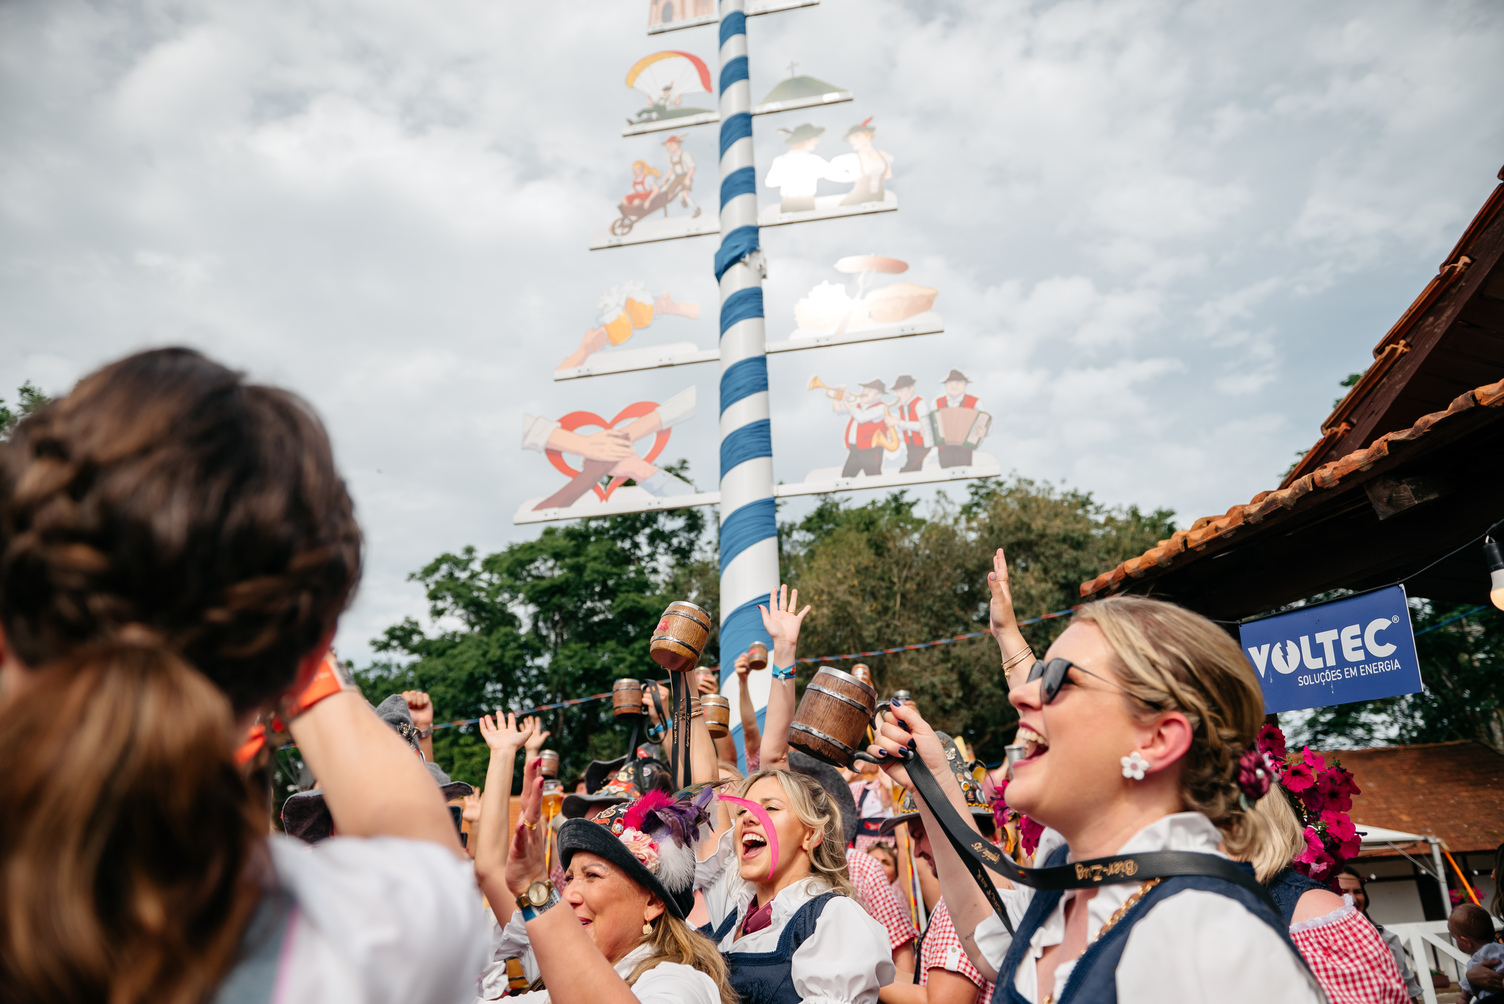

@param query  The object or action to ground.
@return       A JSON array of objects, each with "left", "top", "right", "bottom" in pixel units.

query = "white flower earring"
[{"left": 1120, "top": 751, "right": 1150, "bottom": 780}]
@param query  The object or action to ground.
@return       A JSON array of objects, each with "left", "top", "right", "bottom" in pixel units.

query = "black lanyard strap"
[{"left": 892, "top": 749, "right": 1280, "bottom": 934}]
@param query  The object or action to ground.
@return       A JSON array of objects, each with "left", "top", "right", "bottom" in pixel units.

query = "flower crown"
[{"left": 591, "top": 786, "right": 715, "bottom": 894}]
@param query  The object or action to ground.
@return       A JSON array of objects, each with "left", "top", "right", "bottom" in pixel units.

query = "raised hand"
[
  {"left": 758, "top": 584, "right": 811, "bottom": 664},
  {"left": 696, "top": 669, "right": 719, "bottom": 695},
  {"left": 479, "top": 711, "right": 531, "bottom": 754},
  {"left": 987, "top": 548, "right": 1031, "bottom": 675},
  {"left": 461, "top": 790, "right": 483, "bottom": 824},
  {"left": 505, "top": 755, "right": 547, "bottom": 897},
  {"left": 401, "top": 690, "right": 434, "bottom": 730},
  {"left": 733, "top": 652, "right": 751, "bottom": 681},
  {"left": 522, "top": 715, "right": 550, "bottom": 754}
]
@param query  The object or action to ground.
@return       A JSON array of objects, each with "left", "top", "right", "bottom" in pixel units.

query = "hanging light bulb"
[{"left": 1487, "top": 535, "right": 1504, "bottom": 611}]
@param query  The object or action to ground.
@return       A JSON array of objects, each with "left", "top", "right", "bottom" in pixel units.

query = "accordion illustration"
[{"left": 928, "top": 407, "right": 991, "bottom": 449}]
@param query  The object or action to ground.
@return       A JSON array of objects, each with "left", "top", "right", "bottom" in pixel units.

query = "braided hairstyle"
[
  {"left": 1073, "top": 596, "right": 1270, "bottom": 860},
  {"left": 0, "top": 348, "right": 361, "bottom": 1004},
  {"left": 0, "top": 347, "right": 362, "bottom": 710}
]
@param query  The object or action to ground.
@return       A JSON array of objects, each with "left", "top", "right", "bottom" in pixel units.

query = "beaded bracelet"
[{"left": 771, "top": 663, "right": 796, "bottom": 680}]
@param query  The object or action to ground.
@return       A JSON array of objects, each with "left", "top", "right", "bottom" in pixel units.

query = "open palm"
[{"left": 759, "top": 584, "right": 811, "bottom": 649}]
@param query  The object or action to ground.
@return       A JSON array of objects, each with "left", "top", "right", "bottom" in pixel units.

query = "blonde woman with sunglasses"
[{"left": 868, "top": 549, "right": 1322, "bottom": 1004}]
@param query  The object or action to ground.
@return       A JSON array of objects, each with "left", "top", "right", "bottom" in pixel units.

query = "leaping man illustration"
[{"left": 662, "top": 134, "right": 700, "bottom": 218}]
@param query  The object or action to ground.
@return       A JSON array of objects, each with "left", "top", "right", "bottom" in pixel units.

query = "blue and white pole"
[{"left": 714, "top": 0, "right": 776, "bottom": 758}]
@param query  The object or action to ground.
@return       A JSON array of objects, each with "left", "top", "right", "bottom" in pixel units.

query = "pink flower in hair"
[
  {"left": 618, "top": 827, "right": 660, "bottom": 871},
  {"left": 1256, "top": 723, "right": 1287, "bottom": 764}
]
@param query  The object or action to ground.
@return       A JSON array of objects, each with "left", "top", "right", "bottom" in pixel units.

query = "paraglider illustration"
[{"left": 623, "top": 51, "right": 717, "bottom": 135}]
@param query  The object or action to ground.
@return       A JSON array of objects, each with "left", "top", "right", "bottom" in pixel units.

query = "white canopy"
[{"left": 1356, "top": 822, "right": 1432, "bottom": 848}]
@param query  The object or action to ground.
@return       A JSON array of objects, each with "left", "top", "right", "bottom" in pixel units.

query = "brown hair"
[
  {"left": 0, "top": 348, "right": 364, "bottom": 1002},
  {"left": 627, "top": 910, "right": 737, "bottom": 1004},
  {"left": 0, "top": 347, "right": 362, "bottom": 711},
  {"left": 1073, "top": 596, "right": 1268, "bottom": 860},
  {"left": 1452, "top": 902, "right": 1494, "bottom": 942},
  {"left": 0, "top": 644, "right": 264, "bottom": 1004},
  {"left": 737, "top": 769, "right": 855, "bottom": 899}
]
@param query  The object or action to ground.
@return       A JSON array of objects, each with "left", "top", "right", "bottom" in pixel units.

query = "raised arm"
[
  {"left": 987, "top": 548, "right": 1031, "bottom": 673},
  {"left": 870, "top": 703, "right": 1011, "bottom": 982},
  {"left": 401, "top": 690, "right": 437, "bottom": 762},
  {"left": 757, "top": 584, "right": 810, "bottom": 771},
  {"left": 474, "top": 711, "right": 534, "bottom": 916},
  {"left": 287, "top": 658, "right": 463, "bottom": 857},
  {"left": 734, "top": 653, "right": 761, "bottom": 765}
]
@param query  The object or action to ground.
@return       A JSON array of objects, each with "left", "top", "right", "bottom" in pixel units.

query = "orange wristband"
[
  {"left": 235, "top": 722, "right": 268, "bottom": 766},
  {"left": 273, "top": 652, "right": 346, "bottom": 730}
]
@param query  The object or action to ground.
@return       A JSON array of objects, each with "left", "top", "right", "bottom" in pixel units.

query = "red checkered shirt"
[
  {"left": 919, "top": 900, "right": 993, "bottom": 1004},
  {"left": 847, "top": 847, "right": 918, "bottom": 952},
  {"left": 1289, "top": 903, "right": 1408, "bottom": 1004}
]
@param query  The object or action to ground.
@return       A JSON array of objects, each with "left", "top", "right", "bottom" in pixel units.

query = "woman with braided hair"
[
  {"left": 0, "top": 348, "right": 487, "bottom": 1004},
  {"left": 868, "top": 549, "right": 1321, "bottom": 1003}
]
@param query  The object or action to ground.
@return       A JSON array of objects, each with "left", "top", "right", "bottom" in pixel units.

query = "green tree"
[
  {"left": 356, "top": 503, "right": 714, "bottom": 788},
  {"left": 780, "top": 478, "right": 1176, "bottom": 762},
  {"left": 0, "top": 381, "right": 50, "bottom": 438}
]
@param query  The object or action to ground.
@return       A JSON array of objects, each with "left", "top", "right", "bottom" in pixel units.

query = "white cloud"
[{"left": 1, "top": 0, "right": 1501, "bottom": 662}]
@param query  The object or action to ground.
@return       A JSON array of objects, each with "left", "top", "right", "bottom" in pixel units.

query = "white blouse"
[
  {"left": 481, "top": 909, "right": 720, "bottom": 1004},
  {"left": 699, "top": 831, "right": 895, "bottom": 1004},
  {"left": 266, "top": 834, "right": 488, "bottom": 1004},
  {"left": 969, "top": 813, "right": 1323, "bottom": 1004}
]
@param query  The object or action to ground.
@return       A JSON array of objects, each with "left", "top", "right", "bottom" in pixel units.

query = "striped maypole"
[{"left": 714, "top": 0, "right": 777, "bottom": 735}]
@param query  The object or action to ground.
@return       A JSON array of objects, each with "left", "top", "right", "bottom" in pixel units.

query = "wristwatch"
[{"left": 515, "top": 880, "right": 560, "bottom": 921}]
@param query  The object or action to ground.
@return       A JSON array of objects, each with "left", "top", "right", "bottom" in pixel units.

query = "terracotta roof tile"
[
  {"left": 1333, "top": 742, "right": 1504, "bottom": 853},
  {"left": 1080, "top": 376, "right": 1504, "bottom": 599}
]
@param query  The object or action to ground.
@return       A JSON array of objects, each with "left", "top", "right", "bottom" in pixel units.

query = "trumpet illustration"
[{"left": 808, "top": 375, "right": 900, "bottom": 452}]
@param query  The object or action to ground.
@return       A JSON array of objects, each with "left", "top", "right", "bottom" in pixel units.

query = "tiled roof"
[
  {"left": 1079, "top": 376, "right": 1504, "bottom": 599},
  {"left": 1332, "top": 741, "right": 1504, "bottom": 854}
]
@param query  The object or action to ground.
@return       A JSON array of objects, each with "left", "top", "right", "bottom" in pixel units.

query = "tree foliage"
[
  {"left": 356, "top": 504, "right": 716, "bottom": 788},
  {"left": 780, "top": 478, "right": 1176, "bottom": 761},
  {"left": 0, "top": 381, "right": 50, "bottom": 439}
]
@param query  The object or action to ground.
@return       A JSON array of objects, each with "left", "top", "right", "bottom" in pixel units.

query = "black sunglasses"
[{"left": 1020, "top": 657, "right": 1130, "bottom": 705}]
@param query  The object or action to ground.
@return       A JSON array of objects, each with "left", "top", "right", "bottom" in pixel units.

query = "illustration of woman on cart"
[{"left": 622, "top": 161, "right": 662, "bottom": 208}]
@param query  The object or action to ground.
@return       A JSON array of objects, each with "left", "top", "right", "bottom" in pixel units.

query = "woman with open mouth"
[
  {"left": 698, "top": 768, "right": 896, "bottom": 1004},
  {"left": 499, "top": 757, "right": 737, "bottom": 1004},
  {"left": 867, "top": 548, "right": 1322, "bottom": 1004}
]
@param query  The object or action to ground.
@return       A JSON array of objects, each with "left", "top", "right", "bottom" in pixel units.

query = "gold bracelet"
[{"left": 1002, "top": 645, "right": 1033, "bottom": 670}]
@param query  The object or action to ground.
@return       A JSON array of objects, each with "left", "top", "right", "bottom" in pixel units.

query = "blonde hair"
[
  {"left": 626, "top": 911, "right": 736, "bottom": 1004},
  {"left": 1073, "top": 595, "right": 1269, "bottom": 860},
  {"left": 736, "top": 769, "right": 855, "bottom": 899},
  {"left": 631, "top": 160, "right": 662, "bottom": 177},
  {"left": 1240, "top": 790, "right": 1307, "bottom": 884}
]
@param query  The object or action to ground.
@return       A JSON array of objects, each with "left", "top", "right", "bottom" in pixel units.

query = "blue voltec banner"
[{"left": 1238, "top": 585, "right": 1424, "bottom": 714}]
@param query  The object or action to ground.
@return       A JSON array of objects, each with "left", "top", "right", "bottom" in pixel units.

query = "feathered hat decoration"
[{"left": 557, "top": 783, "right": 717, "bottom": 918}]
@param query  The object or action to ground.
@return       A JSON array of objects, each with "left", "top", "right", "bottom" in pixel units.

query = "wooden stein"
[
  {"left": 650, "top": 600, "right": 713, "bottom": 674},
  {"left": 701, "top": 694, "right": 731, "bottom": 737},
  {"left": 789, "top": 666, "right": 878, "bottom": 768},
  {"left": 746, "top": 641, "right": 768, "bottom": 671},
  {"left": 539, "top": 749, "right": 560, "bottom": 779},
  {"left": 850, "top": 663, "right": 872, "bottom": 687},
  {"left": 612, "top": 678, "right": 643, "bottom": 717},
  {"left": 892, "top": 689, "right": 913, "bottom": 706}
]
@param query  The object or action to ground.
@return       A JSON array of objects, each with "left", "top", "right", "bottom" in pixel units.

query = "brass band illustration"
[{"left": 808, "top": 369, "right": 991, "bottom": 478}]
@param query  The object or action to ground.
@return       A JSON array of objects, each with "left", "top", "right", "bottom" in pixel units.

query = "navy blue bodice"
[
  {"left": 703, "top": 892, "right": 838, "bottom": 1004},
  {"left": 996, "top": 845, "right": 1307, "bottom": 1004},
  {"left": 1267, "top": 867, "right": 1326, "bottom": 926}
]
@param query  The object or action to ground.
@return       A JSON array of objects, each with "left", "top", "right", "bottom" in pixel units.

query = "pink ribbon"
[{"left": 720, "top": 795, "right": 780, "bottom": 874}]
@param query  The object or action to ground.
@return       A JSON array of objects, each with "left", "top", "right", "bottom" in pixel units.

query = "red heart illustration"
[{"left": 545, "top": 401, "right": 671, "bottom": 501}]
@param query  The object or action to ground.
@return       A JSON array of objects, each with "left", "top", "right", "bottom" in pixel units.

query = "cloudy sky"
[{"left": 3, "top": 0, "right": 1501, "bottom": 666}]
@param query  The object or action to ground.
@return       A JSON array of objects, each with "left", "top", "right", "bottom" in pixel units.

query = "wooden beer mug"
[
  {"left": 650, "top": 600, "right": 713, "bottom": 673},
  {"left": 746, "top": 641, "right": 768, "bottom": 671},
  {"left": 789, "top": 666, "right": 879, "bottom": 768},
  {"left": 612, "top": 678, "right": 643, "bottom": 717},
  {"left": 700, "top": 694, "right": 731, "bottom": 737},
  {"left": 539, "top": 749, "right": 560, "bottom": 779}
]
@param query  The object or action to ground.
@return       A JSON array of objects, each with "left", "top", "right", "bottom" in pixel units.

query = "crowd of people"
[{"left": 0, "top": 347, "right": 1499, "bottom": 1003}]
